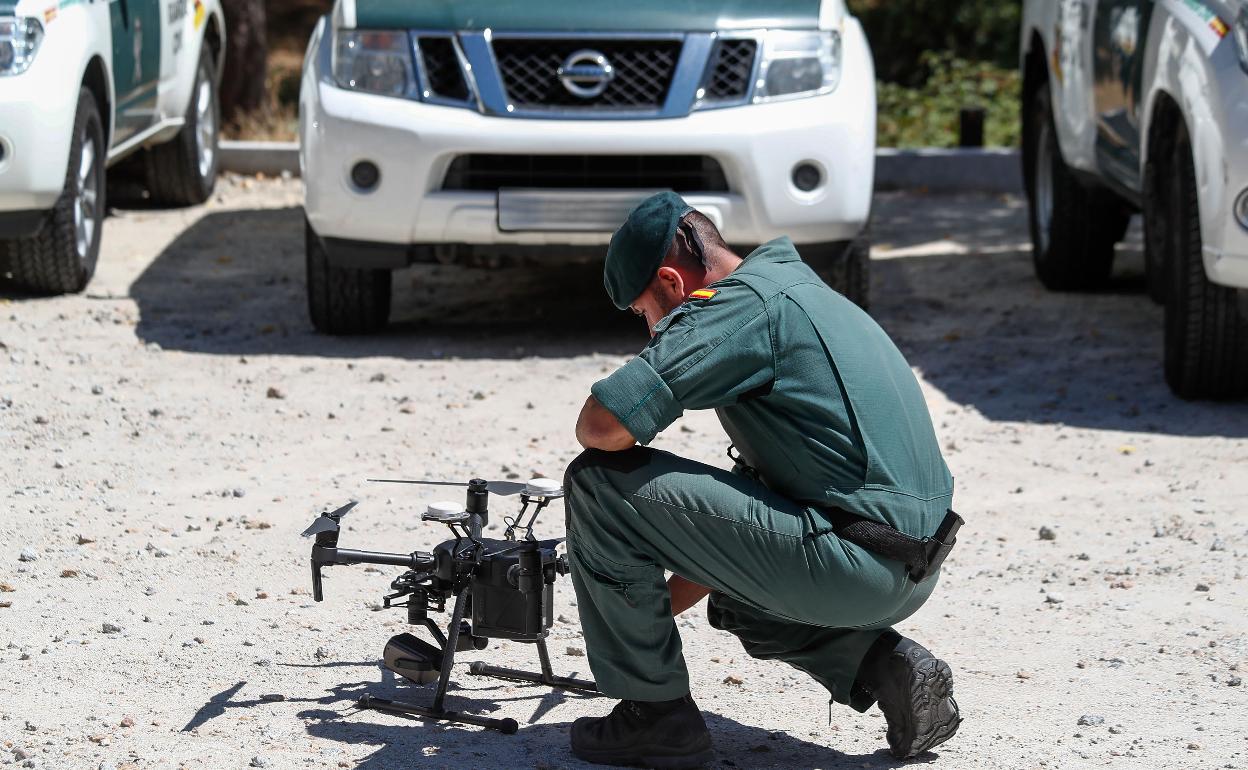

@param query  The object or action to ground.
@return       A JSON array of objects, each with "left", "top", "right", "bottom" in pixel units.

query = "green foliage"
[
  {"left": 849, "top": 0, "right": 1021, "bottom": 85},
  {"left": 876, "top": 52, "right": 1021, "bottom": 148}
]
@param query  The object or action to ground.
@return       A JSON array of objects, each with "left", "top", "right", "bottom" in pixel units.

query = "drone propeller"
[
  {"left": 367, "top": 478, "right": 535, "bottom": 497},
  {"left": 300, "top": 500, "right": 359, "bottom": 538}
]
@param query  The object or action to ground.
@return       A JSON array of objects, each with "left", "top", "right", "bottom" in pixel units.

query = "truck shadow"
[
  {"left": 868, "top": 194, "right": 1248, "bottom": 438},
  {"left": 126, "top": 206, "right": 642, "bottom": 360},
  {"left": 122, "top": 197, "right": 1248, "bottom": 436}
]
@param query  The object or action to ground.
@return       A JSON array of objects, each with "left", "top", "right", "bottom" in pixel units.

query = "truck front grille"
[
  {"left": 417, "top": 36, "right": 471, "bottom": 102},
  {"left": 442, "top": 154, "right": 729, "bottom": 192},
  {"left": 492, "top": 39, "right": 682, "bottom": 111},
  {"left": 703, "top": 39, "right": 757, "bottom": 101}
]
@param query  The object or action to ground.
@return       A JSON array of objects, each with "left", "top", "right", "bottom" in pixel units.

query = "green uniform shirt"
[{"left": 591, "top": 237, "right": 953, "bottom": 535}]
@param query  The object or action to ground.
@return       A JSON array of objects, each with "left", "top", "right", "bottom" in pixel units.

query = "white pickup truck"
[
  {"left": 0, "top": 0, "right": 226, "bottom": 294},
  {"left": 1021, "top": 0, "right": 1248, "bottom": 398},
  {"left": 299, "top": 0, "right": 876, "bottom": 334}
]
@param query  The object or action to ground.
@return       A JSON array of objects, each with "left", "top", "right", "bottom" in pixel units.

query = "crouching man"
[{"left": 564, "top": 193, "right": 963, "bottom": 767}]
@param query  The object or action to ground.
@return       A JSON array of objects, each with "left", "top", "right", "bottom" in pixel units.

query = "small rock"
[
  {"left": 1187, "top": 742, "right": 1200, "bottom": 750},
  {"left": 566, "top": 646, "right": 585, "bottom": 657},
  {"left": 266, "top": 386, "right": 285, "bottom": 400},
  {"left": 101, "top": 622, "right": 122, "bottom": 634},
  {"left": 1108, "top": 725, "right": 1123, "bottom": 734},
  {"left": 1077, "top": 714, "right": 1104, "bottom": 726},
  {"left": 91, "top": 384, "right": 104, "bottom": 395},
  {"left": 369, "top": 372, "right": 387, "bottom": 383},
  {"left": 152, "top": 547, "right": 171, "bottom": 558},
  {"left": 60, "top": 569, "right": 78, "bottom": 578},
  {"left": 144, "top": 586, "right": 157, "bottom": 596},
  {"left": 250, "top": 757, "right": 270, "bottom": 768},
  {"left": 18, "top": 547, "right": 38, "bottom": 562},
  {"left": 1210, "top": 538, "right": 1226, "bottom": 552},
  {"left": 13, "top": 748, "right": 30, "bottom": 760},
  {"left": 557, "top": 614, "right": 573, "bottom": 624},
  {"left": 1195, "top": 583, "right": 1210, "bottom": 592},
  {"left": 260, "top": 693, "right": 286, "bottom": 702},
  {"left": 232, "top": 487, "right": 247, "bottom": 498},
  {"left": 1045, "top": 592, "right": 1065, "bottom": 604},
  {"left": 315, "top": 646, "right": 331, "bottom": 660},
  {"left": 722, "top": 674, "right": 744, "bottom": 686},
  {"left": 120, "top": 717, "right": 134, "bottom": 728},
  {"left": 76, "top": 534, "right": 96, "bottom": 545},
  {"left": 1227, "top": 676, "right": 1242, "bottom": 687},
  {"left": 1038, "top": 526, "right": 1057, "bottom": 541}
]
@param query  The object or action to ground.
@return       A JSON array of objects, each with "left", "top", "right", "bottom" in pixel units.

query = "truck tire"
[
  {"left": 2, "top": 88, "right": 105, "bottom": 294},
  {"left": 144, "top": 47, "right": 219, "bottom": 206},
  {"left": 1026, "top": 87, "right": 1129, "bottom": 291},
  {"left": 1161, "top": 125, "right": 1248, "bottom": 399},
  {"left": 803, "top": 237, "right": 870, "bottom": 311},
  {"left": 305, "top": 218, "right": 392, "bottom": 334}
]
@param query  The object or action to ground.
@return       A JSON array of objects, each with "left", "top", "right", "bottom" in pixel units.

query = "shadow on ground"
[
  {"left": 868, "top": 193, "right": 1248, "bottom": 437},
  {"left": 11, "top": 192, "right": 1237, "bottom": 435},
  {"left": 125, "top": 206, "right": 642, "bottom": 360},
  {"left": 182, "top": 665, "right": 928, "bottom": 769}
]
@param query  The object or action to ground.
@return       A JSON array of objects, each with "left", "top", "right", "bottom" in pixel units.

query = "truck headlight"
[
  {"left": 754, "top": 30, "right": 841, "bottom": 102},
  {"left": 1234, "top": 6, "right": 1248, "bottom": 75},
  {"left": 333, "top": 30, "right": 415, "bottom": 97},
  {"left": 0, "top": 17, "right": 44, "bottom": 77}
]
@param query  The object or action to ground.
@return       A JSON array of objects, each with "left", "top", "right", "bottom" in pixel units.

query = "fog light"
[
  {"left": 351, "top": 160, "right": 380, "bottom": 191},
  {"left": 792, "top": 162, "right": 822, "bottom": 192},
  {"left": 1235, "top": 188, "right": 1248, "bottom": 231}
]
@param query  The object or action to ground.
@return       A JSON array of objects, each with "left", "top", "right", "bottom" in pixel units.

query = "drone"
[{"left": 302, "top": 476, "right": 597, "bottom": 734}]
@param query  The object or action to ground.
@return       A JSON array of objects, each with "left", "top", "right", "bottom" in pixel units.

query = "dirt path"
[{"left": 1, "top": 177, "right": 1245, "bottom": 769}]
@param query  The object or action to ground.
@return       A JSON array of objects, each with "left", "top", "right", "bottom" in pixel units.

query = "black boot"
[
  {"left": 570, "top": 694, "right": 714, "bottom": 768},
  {"left": 857, "top": 633, "right": 961, "bottom": 759}
]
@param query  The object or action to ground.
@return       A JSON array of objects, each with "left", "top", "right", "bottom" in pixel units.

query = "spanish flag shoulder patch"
[{"left": 688, "top": 288, "right": 718, "bottom": 300}]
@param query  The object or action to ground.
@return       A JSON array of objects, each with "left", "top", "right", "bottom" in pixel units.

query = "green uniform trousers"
[{"left": 564, "top": 447, "right": 939, "bottom": 711}]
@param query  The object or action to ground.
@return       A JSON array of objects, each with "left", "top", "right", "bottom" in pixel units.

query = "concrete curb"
[
  {"left": 218, "top": 140, "right": 1023, "bottom": 194},
  {"left": 219, "top": 140, "right": 300, "bottom": 177},
  {"left": 874, "top": 147, "right": 1022, "bottom": 194}
]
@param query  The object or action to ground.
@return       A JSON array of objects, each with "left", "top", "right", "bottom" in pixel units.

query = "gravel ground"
[{"left": 1, "top": 176, "right": 1246, "bottom": 770}]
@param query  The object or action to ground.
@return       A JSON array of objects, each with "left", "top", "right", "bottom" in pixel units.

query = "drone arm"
[{"left": 310, "top": 545, "right": 435, "bottom": 601}]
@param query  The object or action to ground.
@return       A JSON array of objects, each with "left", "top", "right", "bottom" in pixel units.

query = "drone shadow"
[
  {"left": 181, "top": 662, "right": 936, "bottom": 768},
  {"left": 296, "top": 677, "right": 932, "bottom": 770}
]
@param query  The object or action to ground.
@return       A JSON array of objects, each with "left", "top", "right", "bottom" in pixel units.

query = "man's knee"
[
  {"left": 564, "top": 446, "right": 655, "bottom": 531},
  {"left": 564, "top": 446, "right": 654, "bottom": 493}
]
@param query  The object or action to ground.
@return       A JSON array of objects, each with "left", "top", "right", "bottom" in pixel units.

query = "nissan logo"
[{"left": 557, "top": 49, "right": 615, "bottom": 99}]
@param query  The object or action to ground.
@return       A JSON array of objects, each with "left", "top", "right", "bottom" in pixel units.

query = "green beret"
[{"left": 604, "top": 192, "right": 692, "bottom": 310}]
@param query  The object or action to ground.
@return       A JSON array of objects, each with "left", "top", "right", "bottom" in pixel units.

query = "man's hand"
[
  {"left": 668, "top": 575, "right": 712, "bottom": 616},
  {"left": 575, "top": 396, "right": 637, "bottom": 451}
]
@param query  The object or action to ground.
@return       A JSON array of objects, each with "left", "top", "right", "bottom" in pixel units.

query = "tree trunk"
[{"left": 219, "top": 0, "right": 267, "bottom": 122}]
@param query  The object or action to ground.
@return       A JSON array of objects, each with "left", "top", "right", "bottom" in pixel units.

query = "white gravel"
[{"left": 1, "top": 176, "right": 1246, "bottom": 769}]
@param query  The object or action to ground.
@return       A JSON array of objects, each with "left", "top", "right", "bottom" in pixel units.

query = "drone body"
[{"left": 301, "top": 475, "right": 596, "bottom": 733}]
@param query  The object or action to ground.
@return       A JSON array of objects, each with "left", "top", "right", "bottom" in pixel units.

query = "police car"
[
  {"left": 0, "top": 0, "right": 225, "bottom": 294},
  {"left": 1021, "top": 0, "right": 1248, "bottom": 398},
  {"left": 299, "top": 0, "right": 876, "bottom": 334}
]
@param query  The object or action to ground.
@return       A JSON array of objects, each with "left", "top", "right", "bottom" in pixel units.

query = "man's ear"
[{"left": 655, "top": 266, "right": 685, "bottom": 302}]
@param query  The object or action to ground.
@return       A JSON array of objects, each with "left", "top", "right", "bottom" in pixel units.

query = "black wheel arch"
[
  {"left": 1021, "top": 31, "right": 1049, "bottom": 200},
  {"left": 81, "top": 56, "right": 111, "bottom": 152}
]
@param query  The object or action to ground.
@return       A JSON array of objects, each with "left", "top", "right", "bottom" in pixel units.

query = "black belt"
[{"left": 824, "top": 507, "right": 964, "bottom": 584}]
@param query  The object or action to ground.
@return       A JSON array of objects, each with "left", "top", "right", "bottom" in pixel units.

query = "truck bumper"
[{"left": 299, "top": 20, "right": 876, "bottom": 260}]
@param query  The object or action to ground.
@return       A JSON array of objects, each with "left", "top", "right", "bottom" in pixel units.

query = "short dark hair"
[{"left": 663, "top": 210, "right": 730, "bottom": 270}]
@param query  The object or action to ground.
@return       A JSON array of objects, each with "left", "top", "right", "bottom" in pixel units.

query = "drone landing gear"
[
  {"left": 469, "top": 639, "right": 597, "bottom": 693},
  {"left": 356, "top": 587, "right": 598, "bottom": 734}
]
